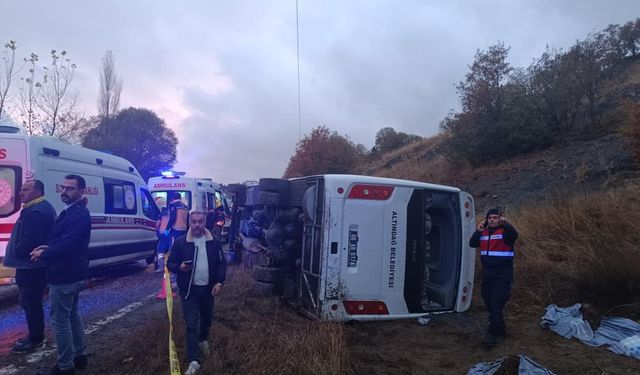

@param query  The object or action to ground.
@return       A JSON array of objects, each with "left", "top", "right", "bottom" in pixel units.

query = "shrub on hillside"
[
  {"left": 511, "top": 185, "right": 640, "bottom": 316},
  {"left": 621, "top": 100, "right": 640, "bottom": 163},
  {"left": 441, "top": 19, "right": 640, "bottom": 166},
  {"left": 283, "top": 126, "right": 367, "bottom": 178},
  {"left": 370, "top": 127, "right": 422, "bottom": 158}
]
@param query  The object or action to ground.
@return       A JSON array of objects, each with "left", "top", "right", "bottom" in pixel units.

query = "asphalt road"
[{"left": 0, "top": 261, "right": 163, "bottom": 375}]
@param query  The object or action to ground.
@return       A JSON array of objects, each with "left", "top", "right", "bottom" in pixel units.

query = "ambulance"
[
  {"left": 0, "top": 126, "right": 161, "bottom": 284},
  {"left": 148, "top": 173, "right": 231, "bottom": 239}
]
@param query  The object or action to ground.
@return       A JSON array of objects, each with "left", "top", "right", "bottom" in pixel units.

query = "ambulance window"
[
  {"left": 141, "top": 189, "right": 160, "bottom": 220},
  {"left": 151, "top": 192, "right": 168, "bottom": 209},
  {"left": 104, "top": 178, "right": 137, "bottom": 214},
  {"left": 206, "top": 193, "right": 215, "bottom": 210},
  {"left": 214, "top": 191, "right": 222, "bottom": 208},
  {"left": 0, "top": 166, "right": 21, "bottom": 217}
]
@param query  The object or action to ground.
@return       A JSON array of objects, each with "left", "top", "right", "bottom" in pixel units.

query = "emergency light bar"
[{"left": 161, "top": 171, "right": 186, "bottom": 178}]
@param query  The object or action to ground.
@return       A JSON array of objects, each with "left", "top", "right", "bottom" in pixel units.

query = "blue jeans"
[
  {"left": 49, "top": 281, "right": 87, "bottom": 370},
  {"left": 181, "top": 285, "right": 214, "bottom": 363}
]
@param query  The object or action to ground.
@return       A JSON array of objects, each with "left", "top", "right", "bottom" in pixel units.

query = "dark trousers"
[
  {"left": 481, "top": 267, "right": 513, "bottom": 334},
  {"left": 180, "top": 285, "right": 214, "bottom": 363},
  {"left": 15, "top": 267, "right": 47, "bottom": 343}
]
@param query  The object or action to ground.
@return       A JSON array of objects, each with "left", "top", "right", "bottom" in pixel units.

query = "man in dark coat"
[
  {"left": 3, "top": 180, "right": 56, "bottom": 353},
  {"left": 167, "top": 211, "right": 226, "bottom": 375},
  {"left": 31, "top": 174, "right": 91, "bottom": 375}
]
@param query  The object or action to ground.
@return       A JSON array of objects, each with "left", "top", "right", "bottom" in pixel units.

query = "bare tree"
[
  {"left": 98, "top": 50, "right": 122, "bottom": 119},
  {"left": 38, "top": 49, "right": 79, "bottom": 137},
  {"left": 0, "top": 40, "right": 18, "bottom": 123},
  {"left": 17, "top": 53, "right": 42, "bottom": 135}
]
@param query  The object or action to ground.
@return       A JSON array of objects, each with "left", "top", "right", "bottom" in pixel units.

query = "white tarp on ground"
[
  {"left": 467, "top": 355, "right": 557, "bottom": 375},
  {"left": 540, "top": 303, "right": 640, "bottom": 360}
]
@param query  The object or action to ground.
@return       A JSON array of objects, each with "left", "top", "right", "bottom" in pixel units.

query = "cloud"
[{"left": 3, "top": 0, "right": 640, "bottom": 182}]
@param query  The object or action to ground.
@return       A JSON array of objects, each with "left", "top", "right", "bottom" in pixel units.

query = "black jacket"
[
  {"left": 4, "top": 198, "right": 56, "bottom": 269},
  {"left": 167, "top": 229, "right": 226, "bottom": 298},
  {"left": 40, "top": 200, "right": 91, "bottom": 284},
  {"left": 469, "top": 222, "right": 518, "bottom": 269}
]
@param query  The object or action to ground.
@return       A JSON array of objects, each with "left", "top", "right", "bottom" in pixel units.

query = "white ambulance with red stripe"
[
  {"left": 0, "top": 126, "right": 161, "bottom": 284},
  {"left": 148, "top": 173, "right": 231, "bottom": 239}
]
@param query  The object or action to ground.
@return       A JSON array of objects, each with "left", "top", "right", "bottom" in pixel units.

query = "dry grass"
[
  {"left": 509, "top": 183, "right": 640, "bottom": 319},
  {"left": 364, "top": 133, "right": 477, "bottom": 185},
  {"left": 111, "top": 267, "right": 351, "bottom": 375}
]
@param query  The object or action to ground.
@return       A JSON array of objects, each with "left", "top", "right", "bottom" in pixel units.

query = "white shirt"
[{"left": 192, "top": 236, "right": 209, "bottom": 286}]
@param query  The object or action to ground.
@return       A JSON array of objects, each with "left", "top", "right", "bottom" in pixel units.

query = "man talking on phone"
[
  {"left": 167, "top": 211, "right": 226, "bottom": 375},
  {"left": 469, "top": 207, "right": 518, "bottom": 348}
]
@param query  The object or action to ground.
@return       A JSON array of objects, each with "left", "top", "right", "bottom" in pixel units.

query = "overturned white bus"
[{"left": 228, "top": 175, "right": 476, "bottom": 321}]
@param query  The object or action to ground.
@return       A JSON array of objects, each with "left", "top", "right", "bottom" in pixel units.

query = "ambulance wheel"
[
  {"left": 252, "top": 265, "right": 286, "bottom": 283},
  {"left": 145, "top": 255, "right": 156, "bottom": 265}
]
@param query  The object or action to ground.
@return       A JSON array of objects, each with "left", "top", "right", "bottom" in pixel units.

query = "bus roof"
[{"left": 300, "top": 174, "right": 461, "bottom": 193}]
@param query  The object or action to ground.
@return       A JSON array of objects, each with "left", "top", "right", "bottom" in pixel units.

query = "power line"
[{"left": 296, "top": 0, "right": 302, "bottom": 141}]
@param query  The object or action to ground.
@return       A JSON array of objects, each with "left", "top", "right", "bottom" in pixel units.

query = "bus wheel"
[
  {"left": 253, "top": 280, "right": 275, "bottom": 296},
  {"left": 252, "top": 265, "right": 286, "bottom": 283},
  {"left": 259, "top": 178, "right": 290, "bottom": 192}
]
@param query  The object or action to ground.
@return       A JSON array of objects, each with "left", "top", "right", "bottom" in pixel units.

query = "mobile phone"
[{"left": 482, "top": 220, "right": 488, "bottom": 229}]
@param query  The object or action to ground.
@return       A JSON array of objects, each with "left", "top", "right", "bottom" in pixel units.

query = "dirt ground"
[{"left": 27, "top": 266, "right": 638, "bottom": 375}]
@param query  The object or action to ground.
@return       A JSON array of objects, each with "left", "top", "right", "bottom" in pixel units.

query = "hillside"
[
  {"left": 362, "top": 48, "right": 640, "bottom": 213},
  {"left": 365, "top": 131, "right": 638, "bottom": 213}
]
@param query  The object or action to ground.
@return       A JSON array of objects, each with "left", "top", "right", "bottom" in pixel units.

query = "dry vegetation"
[
  {"left": 93, "top": 184, "right": 640, "bottom": 375},
  {"left": 364, "top": 133, "right": 476, "bottom": 186},
  {"left": 112, "top": 267, "right": 352, "bottom": 375},
  {"left": 509, "top": 184, "right": 640, "bottom": 320}
]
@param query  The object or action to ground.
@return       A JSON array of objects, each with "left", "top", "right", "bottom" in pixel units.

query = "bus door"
[{"left": 299, "top": 177, "right": 324, "bottom": 317}]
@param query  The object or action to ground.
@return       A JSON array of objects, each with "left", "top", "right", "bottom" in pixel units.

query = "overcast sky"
[{"left": 3, "top": 1, "right": 640, "bottom": 183}]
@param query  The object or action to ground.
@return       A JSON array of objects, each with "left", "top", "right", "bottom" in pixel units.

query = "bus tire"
[
  {"left": 244, "top": 187, "right": 256, "bottom": 206},
  {"left": 253, "top": 280, "right": 275, "bottom": 296},
  {"left": 259, "top": 178, "right": 290, "bottom": 193},
  {"left": 227, "top": 183, "right": 246, "bottom": 194},
  {"left": 257, "top": 191, "right": 280, "bottom": 206},
  {"left": 252, "top": 265, "right": 286, "bottom": 283}
]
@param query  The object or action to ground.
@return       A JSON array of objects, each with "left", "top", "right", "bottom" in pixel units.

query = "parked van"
[
  {"left": 148, "top": 173, "right": 231, "bottom": 240},
  {"left": 228, "top": 175, "right": 476, "bottom": 321},
  {"left": 0, "top": 128, "right": 160, "bottom": 284}
]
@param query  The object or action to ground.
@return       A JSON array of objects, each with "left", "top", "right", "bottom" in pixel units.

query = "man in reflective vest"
[
  {"left": 469, "top": 207, "right": 519, "bottom": 347},
  {"left": 167, "top": 192, "right": 189, "bottom": 242},
  {"left": 154, "top": 204, "right": 171, "bottom": 272}
]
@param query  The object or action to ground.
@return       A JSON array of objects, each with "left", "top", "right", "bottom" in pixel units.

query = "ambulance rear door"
[{"left": 0, "top": 135, "right": 29, "bottom": 280}]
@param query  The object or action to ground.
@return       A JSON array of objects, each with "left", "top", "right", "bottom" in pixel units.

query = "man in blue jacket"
[
  {"left": 31, "top": 174, "right": 91, "bottom": 375},
  {"left": 4, "top": 180, "right": 56, "bottom": 353},
  {"left": 167, "top": 211, "right": 226, "bottom": 375}
]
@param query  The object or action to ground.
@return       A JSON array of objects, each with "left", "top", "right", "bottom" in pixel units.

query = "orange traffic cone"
[
  {"left": 156, "top": 274, "right": 167, "bottom": 299},
  {"left": 156, "top": 268, "right": 177, "bottom": 299}
]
